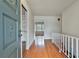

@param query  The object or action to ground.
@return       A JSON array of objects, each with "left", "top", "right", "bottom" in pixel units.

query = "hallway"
[
  {"left": 0, "top": 0, "right": 79, "bottom": 58},
  {"left": 23, "top": 40, "right": 66, "bottom": 58}
]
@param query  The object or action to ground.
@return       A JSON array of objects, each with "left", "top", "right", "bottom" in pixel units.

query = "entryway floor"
[{"left": 23, "top": 40, "right": 66, "bottom": 58}]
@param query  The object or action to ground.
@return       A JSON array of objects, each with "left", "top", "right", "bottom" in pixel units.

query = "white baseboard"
[{"left": 26, "top": 40, "right": 34, "bottom": 50}]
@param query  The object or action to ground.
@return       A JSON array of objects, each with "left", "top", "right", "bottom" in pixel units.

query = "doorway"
[
  {"left": 34, "top": 22, "right": 44, "bottom": 47},
  {"left": 21, "top": 4, "right": 27, "bottom": 57}
]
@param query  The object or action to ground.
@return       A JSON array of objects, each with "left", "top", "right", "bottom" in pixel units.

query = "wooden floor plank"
[{"left": 23, "top": 40, "right": 66, "bottom": 58}]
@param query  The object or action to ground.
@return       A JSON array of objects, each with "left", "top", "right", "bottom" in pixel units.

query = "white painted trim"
[
  {"left": 63, "top": 35, "right": 64, "bottom": 52},
  {"left": 71, "top": 37, "right": 73, "bottom": 58},
  {"left": 21, "top": 39, "right": 22, "bottom": 58},
  {"left": 60, "top": 34, "right": 62, "bottom": 51},
  {"left": 68, "top": 36, "right": 70, "bottom": 58},
  {"left": 26, "top": 39, "right": 34, "bottom": 50},
  {"left": 65, "top": 35, "right": 67, "bottom": 55},
  {"left": 52, "top": 33, "right": 79, "bottom": 58},
  {"left": 76, "top": 38, "right": 78, "bottom": 58}
]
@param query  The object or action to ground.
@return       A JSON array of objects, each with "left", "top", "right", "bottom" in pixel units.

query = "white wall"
[
  {"left": 62, "top": 0, "right": 79, "bottom": 36},
  {"left": 62, "top": 0, "right": 79, "bottom": 56},
  {"left": 34, "top": 16, "right": 62, "bottom": 39},
  {"left": 21, "top": 0, "right": 34, "bottom": 49}
]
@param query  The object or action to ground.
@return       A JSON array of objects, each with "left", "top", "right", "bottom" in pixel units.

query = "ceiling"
[{"left": 27, "top": 0, "right": 76, "bottom": 16}]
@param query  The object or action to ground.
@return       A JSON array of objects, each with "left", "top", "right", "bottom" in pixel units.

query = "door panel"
[
  {"left": 0, "top": 0, "right": 20, "bottom": 58},
  {"left": 3, "top": 13, "right": 17, "bottom": 49}
]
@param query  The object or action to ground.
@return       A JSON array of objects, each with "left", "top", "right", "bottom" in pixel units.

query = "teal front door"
[{"left": 0, "top": 0, "right": 20, "bottom": 58}]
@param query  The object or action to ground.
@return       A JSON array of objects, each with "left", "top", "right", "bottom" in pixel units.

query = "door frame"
[{"left": 20, "top": 4, "right": 28, "bottom": 57}]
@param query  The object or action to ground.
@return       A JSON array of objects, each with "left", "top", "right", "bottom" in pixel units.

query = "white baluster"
[
  {"left": 63, "top": 34, "right": 64, "bottom": 52},
  {"left": 66, "top": 35, "right": 68, "bottom": 56},
  {"left": 62, "top": 34, "right": 63, "bottom": 52},
  {"left": 65, "top": 35, "right": 67, "bottom": 55},
  {"left": 59, "top": 34, "right": 63, "bottom": 52},
  {"left": 76, "top": 38, "right": 78, "bottom": 58},
  {"left": 71, "top": 37, "right": 73, "bottom": 58},
  {"left": 60, "top": 34, "right": 62, "bottom": 51},
  {"left": 64, "top": 35, "right": 65, "bottom": 53},
  {"left": 68, "top": 36, "right": 70, "bottom": 58},
  {"left": 61, "top": 34, "right": 63, "bottom": 52}
]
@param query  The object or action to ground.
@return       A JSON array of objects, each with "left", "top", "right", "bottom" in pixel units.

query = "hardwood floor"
[{"left": 23, "top": 40, "right": 66, "bottom": 58}]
